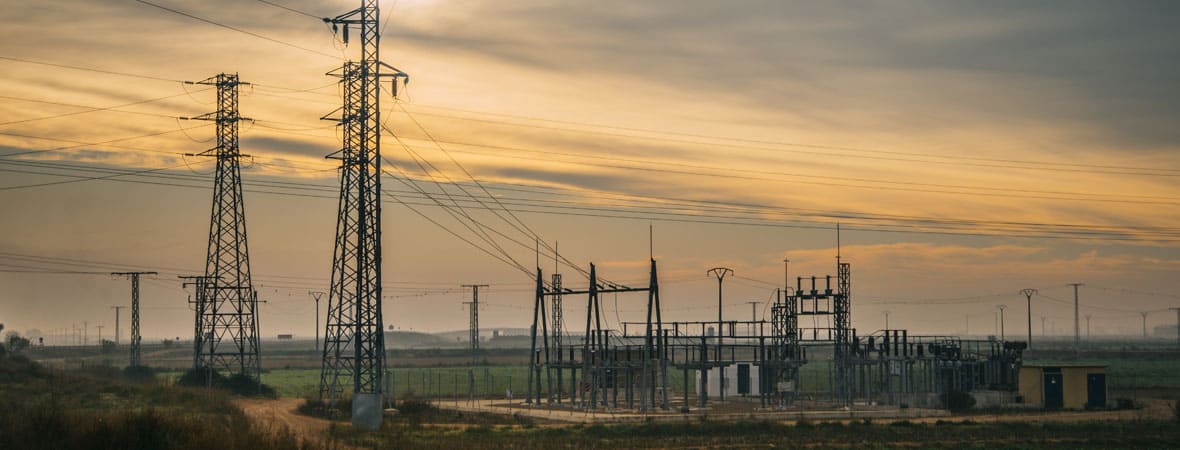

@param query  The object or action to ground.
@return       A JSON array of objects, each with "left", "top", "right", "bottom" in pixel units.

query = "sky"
[{"left": 0, "top": 0, "right": 1178, "bottom": 343}]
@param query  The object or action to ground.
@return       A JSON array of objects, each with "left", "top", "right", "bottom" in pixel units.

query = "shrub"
[
  {"left": 940, "top": 390, "right": 977, "bottom": 412},
  {"left": 175, "top": 368, "right": 276, "bottom": 397},
  {"left": 122, "top": 365, "right": 157, "bottom": 383}
]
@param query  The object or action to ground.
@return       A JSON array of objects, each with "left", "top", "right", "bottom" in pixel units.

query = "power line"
[
  {"left": 253, "top": 0, "right": 323, "bottom": 20},
  {"left": 411, "top": 138, "right": 1179, "bottom": 206},
  {"left": 134, "top": 0, "right": 340, "bottom": 60},
  {"left": 4, "top": 156, "right": 1179, "bottom": 242},
  {"left": 0, "top": 124, "right": 212, "bottom": 159},
  {"left": 0, "top": 90, "right": 203, "bottom": 127},
  {"left": 400, "top": 103, "right": 1180, "bottom": 178},
  {"left": 0, "top": 55, "right": 182, "bottom": 83},
  {"left": 4, "top": 54, "right": 1177, "bottom": 182},
  {"left": 391, "top": 102, "right": 593, "bottom": 280}
]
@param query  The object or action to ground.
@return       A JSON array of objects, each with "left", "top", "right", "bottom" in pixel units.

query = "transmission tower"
[
  {"left": 112, "top": 272, "right": 156, "bottom": 367},
  {"left": 461, "top": 284, "right": 489, "bottom": 364},
  {"left": 183, "top": 73, "right": 261, "bottom": 383},
  {"left": 318, "top": 0, "right": 408, "bottom": 424}
]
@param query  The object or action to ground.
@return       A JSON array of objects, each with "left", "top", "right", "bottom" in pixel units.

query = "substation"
[
  {"left": 37, "top": 0, "right": 1072, "bottom": 431},
  {"left": 512, "top": 259, "right": 1028, "bottom": 416}
]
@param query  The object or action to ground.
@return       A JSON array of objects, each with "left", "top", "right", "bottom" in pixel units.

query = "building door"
[
  {"left": 737, "top": 364, "right": 750, "bottom": 395},
  {"left": 1087, "top": 373, "right": 1106, "bottom": 409},
  {"left": 1043, "top": 370, "right": 1064, "bottom": 409}
]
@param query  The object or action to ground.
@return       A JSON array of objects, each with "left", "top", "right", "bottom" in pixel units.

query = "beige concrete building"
[{"left": 1018, "top": 364, "right": 1106, "bottom": 410}]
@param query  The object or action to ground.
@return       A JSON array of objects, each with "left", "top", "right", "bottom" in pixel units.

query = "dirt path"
[{"left": 234, "top": 397, "right": 350, "bottom": 448}]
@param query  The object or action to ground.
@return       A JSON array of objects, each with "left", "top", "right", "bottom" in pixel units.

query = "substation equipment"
[{"left": 527, "top": 261, "right": 1026, "bottom": 411}]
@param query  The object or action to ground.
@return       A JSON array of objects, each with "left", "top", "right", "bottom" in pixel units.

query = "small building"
[
  {"left": 276, "top": 334, "right": 293, "bottom": 340},
  {"left": 696, "top": 363, "right": 763, "bottom": 398},
  {"left": 1018, "top": 364, "right": 1106, "bottom": 410}
]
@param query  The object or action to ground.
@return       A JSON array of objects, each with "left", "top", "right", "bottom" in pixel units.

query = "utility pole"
[
  {"left": 883, "top": 310, "right": 891, "bottom": 330},
  {"left": 180, "top": 274, "right": 217, "bottom": 381},
  {"left": 1068, "top": 283, "right": 1083, "bottom": 350},
  {"left": 707, "top": 267, "right": 733, "bottom": 401},
  {"left": 1141, "top": 312, "right": 1150, "bottom": 339},
  {"left": 461, "top": 284, "right": 489, "bottom": 364},
  {"left": 1041, "top": 316, "right": 1047, "bottom": 337},
  {"left": 1085, "top": 314, "right": 1092, "bottom": 340},
  {"left": 111, "top": 306, "right": 124, "bottom": 346},
  {"left": 183, "top": 73, "right": 260, "bottom": 384},
  {"left": 783, "top": 258, "right": 790, "bottom": 292},
  {"left": 746, "top": 301, "right": 760, "bottom": 322},
  {"left": 1170, "top": 308, "right": 1180, "bottom": 348},
  {"left": 309, "top": 291, "right": 325, "bottom": 352},
  {"left": 83, "top": 321, "right": 88, "bottom": 346},
  {"left": 1020, "top": 289, "right": 1037, "bottom": 348},
  {"left": 998, "top": 305, "right": 1007, "bottom": 341},
  {"left": 112, "top": 272, "right": 157, "bottom": 367},
  {"left": 96, "top": 325, "right": 104, "bottom": 346},
  {"left": 319, "top": 1, "right": 408, "bottom": 426}
]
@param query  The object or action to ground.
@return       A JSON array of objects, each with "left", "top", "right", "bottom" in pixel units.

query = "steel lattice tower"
[
  {"left": 112, "top": 271, "right": 156, "bottom": 367},
  {"left": 185, "top": 73, "right": 261, "bottom": 382},
  {"left": 319, "top": 0, "right": 406, "bottom": 413},
  {"left": 834, "top": 261, "right": 852, "bottom": 403},
  {"left": 550, "top": 273, "right": 563, "bottom": 353},
  {"left": 462, "top": 284, "right": 488, "bottom": 364}
]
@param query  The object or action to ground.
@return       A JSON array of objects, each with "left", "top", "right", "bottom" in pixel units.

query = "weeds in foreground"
[{"left": 0, "top": 355, "right": 311, "bottom": 450}]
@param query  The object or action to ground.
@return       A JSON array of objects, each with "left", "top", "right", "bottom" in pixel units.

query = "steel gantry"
[{"left": 527, "top": 259, "right": 668, "bottom": 411}]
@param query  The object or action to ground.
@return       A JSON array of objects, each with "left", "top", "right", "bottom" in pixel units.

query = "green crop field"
[{"left": 262, "top": 365, "right": 701, "bottom": 400}]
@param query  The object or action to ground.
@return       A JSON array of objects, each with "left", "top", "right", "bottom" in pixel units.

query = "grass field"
[
  {"left": 261, "top": 365, "right": 703, "bottom": 400},
  {"left": 333, "top": 402, "right": 1180, "bottom": 449},
  {"left": 0, "top": 355, "right": 313, "bottom": 450}
]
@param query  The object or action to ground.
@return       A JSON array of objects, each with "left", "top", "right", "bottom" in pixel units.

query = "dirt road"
[{"left": 234, "top": 397, "right": 346, "bottom": 448}]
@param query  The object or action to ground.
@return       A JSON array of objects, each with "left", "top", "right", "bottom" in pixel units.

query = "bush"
[
  {"left": 0, "top": 354, "right": 46, "bottom": 382},
  {"left": 176, "top": 368, "right": 276, "bottom": 397},
  {"left": 122, "top": 365, "right": 157, "bottom": 383},
  {"left": 940, "top": 390, "right": 977, "bottom": 412}
]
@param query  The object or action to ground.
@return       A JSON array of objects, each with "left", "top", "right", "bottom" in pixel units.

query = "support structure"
[
  {"left": 180, "top": 275, "right": 217, "bottom": 383},
  {"left": 318, "top": 0, "right": 407, "bottom": 429},
  {"left": 1020, "top": 289, "right": 1037, "bottom": 349},
  {"left": 1171, "top": 308, "right": 1180, "bottom": 348},
  {"left": 110, "top": 305, "right": 124, "bottom": 346},
  {"left": 998, "top": 305, "right": 1007, "bottom": 341},
  {"left": 309, "top": 291, "right": 324, "bottom": 352},
  {"left": 112, "top": 272, "right": 156, "bottom": 367},
  {"left": 462, "top": 284, "right": 489, "bottom": 364},
  {"left": 184, "top": 73, "right": 261, "bottom": 383},
  {"left": 527, "top": 260, "right": 667, "bottom": 411},
  {"left": 1069, "top": 283, "right": 1083, "bottom": 350},
  {"left": 707, "top": 267, "right": 733, "bottom": 401}
]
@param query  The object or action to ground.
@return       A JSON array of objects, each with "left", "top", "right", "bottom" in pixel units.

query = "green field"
[{"left": 262, "top": 365, "right": 702, "bottom": 400}]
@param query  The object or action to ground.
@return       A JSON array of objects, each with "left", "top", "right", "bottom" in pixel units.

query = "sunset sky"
[{"left": 1, "top": 0, "right": 1178, "bottom": 343}]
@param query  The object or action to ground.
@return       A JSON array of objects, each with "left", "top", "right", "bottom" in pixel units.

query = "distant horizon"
[{"left": 2, "top": 0, "right": 1178, "bottom": 340}]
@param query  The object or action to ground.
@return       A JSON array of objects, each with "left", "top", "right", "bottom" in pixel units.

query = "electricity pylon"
[
  {"left": 318, "top": 0, "right": 408, "bottom": 427},
  {"left": 183, "top": 73, "right": 261, "bottom": 383},
  {"left": 112, "top": 271, "right": 156, "bottom": 367},
  {"left": 461, "top": 284, "right": 489, "bottom": 364}
]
